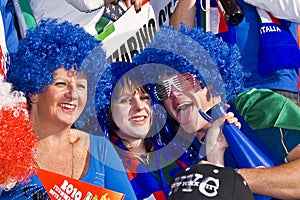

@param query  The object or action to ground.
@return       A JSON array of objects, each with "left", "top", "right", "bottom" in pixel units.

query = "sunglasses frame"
[{"left": 154, "top": 72, "right": 196, "bottom": 101}]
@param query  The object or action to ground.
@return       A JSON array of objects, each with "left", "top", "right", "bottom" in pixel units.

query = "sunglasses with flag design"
[{"left": 154, "top": 72, "right": 197, "bottom": 101}]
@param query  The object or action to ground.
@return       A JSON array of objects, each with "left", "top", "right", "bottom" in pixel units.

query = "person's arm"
[
  {"left": 205, "top": 114, "right": 227, "bottom": 165},
  {"left": 102, "top": 138, "right": 137, "bottom": 200},
  {"left": 96, "top": 136, "right": 136, "bottom": 200},
  {"left": 244, "top": 0, "right": 300, "bottom": 23},
  {"left": 66, "top": 0, "right": 106, "bottom": 12},
  {"left": 286, "top": 144, "right": 300, "bottom": 162},
  {"left": 206, "top": 111, "right": 240, "bottom": 165},
  {"left": 169, "top": 0, "right": 196, "bottom": 29},
  {"left": 66, "top": 0, "right": 142, "bottom": 12},
  {"left": 122, "top": 0, "right": 142, "bottom": 12},
  {"left": 105, "top": 166, "right": 137, "bottom": 200},
  {"left": 238, "top": 159, "right": 300, "bottom": 199},
  {"left": 205, "top": 129, "right": 227, "bottom": 165}
]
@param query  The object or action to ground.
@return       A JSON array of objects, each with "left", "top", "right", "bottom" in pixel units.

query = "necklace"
[
  {"left": 70, "top": 142, "right": 74, "bottom": 178},
  {"left": 141, "top": 153, "right": 150, "bottom": 165},
  {"left": 134, "top": 153, "right": 150, "bottom": 165}
]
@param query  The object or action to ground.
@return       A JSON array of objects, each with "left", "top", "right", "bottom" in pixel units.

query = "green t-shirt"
[{"left": 234, "top": 88, "right": 300, "bottom": 160}]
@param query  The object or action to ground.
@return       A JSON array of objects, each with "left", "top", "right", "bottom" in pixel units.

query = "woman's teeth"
[
  {"left": 130, "top": 116, "right": 146, "bottom": 121},
  {"left": 60, "top": 103, "right": 75, "bottom": 109}
]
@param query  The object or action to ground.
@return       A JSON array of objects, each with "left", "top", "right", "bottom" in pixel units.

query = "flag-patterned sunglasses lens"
[{"left": 154, "top": 72, "right": 196, "bottom": 101}]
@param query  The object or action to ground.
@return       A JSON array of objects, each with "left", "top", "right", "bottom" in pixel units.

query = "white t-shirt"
[
  {"left": 15, "top": 0, "right": 106, "bottom": 37},
  {"left": 244, "top": 0, "right": 300, "bottom": 23}
]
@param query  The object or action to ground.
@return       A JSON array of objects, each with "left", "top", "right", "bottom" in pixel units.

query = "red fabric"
[
  {"left": 0, "top": 45, "right": 6, "bottom": 79},
  {"left": 217, "top": 2, "right": 229, "bottom": 33},
  {"left": 0, "top": 103, "right": 36, "bottom": 185},
  {"left": 268, "top": 11, "right": 280, "bottom": 25},
  {"left": 153, "top": 191, "right": 167, "bottom": 200},
  {"left": 297, "top": 25, "right": 300, "bottom": 90}
]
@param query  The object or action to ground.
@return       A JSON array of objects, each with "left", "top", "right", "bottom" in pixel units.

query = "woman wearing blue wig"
[
  {"left": 1, "top": 19, "right": 136, "bottom": 200},
  {"left": 95, "top": 61, "right": 191, "bottom": 199},
  {"left": 94, "top": 57, "right": 240, "bottom": 198}
]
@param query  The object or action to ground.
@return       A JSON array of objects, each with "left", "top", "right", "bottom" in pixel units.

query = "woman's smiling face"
[
  {"left": 32, "top": 67, "right": 87, "bottom": 126},
  {"left": 111, "top": 77, "right": 152, "bottom": 140}
]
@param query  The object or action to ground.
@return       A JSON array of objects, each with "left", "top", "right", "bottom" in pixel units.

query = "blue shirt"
[
  {"left": 236, "top": 0, "right": 299, "bottom": 93},
  {"left": 1, "top": 0, "right": 18, "bottom": 53},
  {"left": 0, "top": 135, "right": 137, "bottom": 200}
]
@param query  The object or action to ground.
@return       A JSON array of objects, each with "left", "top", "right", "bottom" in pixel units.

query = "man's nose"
[{"left": 169, "top": 84, "right": 182, "bottom": 98}]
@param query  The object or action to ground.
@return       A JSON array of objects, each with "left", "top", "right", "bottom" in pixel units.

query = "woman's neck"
[
  {"left": 32, "top": 118, "right": 71, "bottom": 144},
  {"left": 116, "top": 134, "right": 146, "bottom": 154},
  {"left": 130, "top": 142, "right": 147, "bottom": 155}
]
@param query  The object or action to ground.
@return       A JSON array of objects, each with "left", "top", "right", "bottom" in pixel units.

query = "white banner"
[{"left": 102, "top": 0, "right": 178, "bottom": 63}]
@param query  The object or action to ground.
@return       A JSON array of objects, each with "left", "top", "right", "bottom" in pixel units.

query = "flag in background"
[
  {"left": 298, "top": 25, "right": 300, "bottom": 90},
  {"left": 95, "top": 2, "right": 127, "bottom": 40},
  {"left": 0, "top": 11, "right": 8, "bottom": 79},
  {"left": 196, "top": 0, "right": 237, "bottom": 44},
  {"left": 96, "top": 0, "right": 150, "bottom": 41},
  {"left": 298, "top": 25, "right": 300, "bottom": 47}
]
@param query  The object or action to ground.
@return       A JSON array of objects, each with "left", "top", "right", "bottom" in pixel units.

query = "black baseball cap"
[{"left": 168, "top": 164, "right": 254, "bottom": 200}]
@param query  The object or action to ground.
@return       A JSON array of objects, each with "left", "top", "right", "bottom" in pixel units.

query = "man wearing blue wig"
[
  {"left": 133, "top": 21, "right": 247, "bottom": 162},
  {"left": 94, "top": 58, "right": 241, "bottom": 199},
  {"left": 148, "top": 1, "right": 300, "bottom": 199},
  {"left": 1, "top": 19, "right": 137, "bottom": 200}
]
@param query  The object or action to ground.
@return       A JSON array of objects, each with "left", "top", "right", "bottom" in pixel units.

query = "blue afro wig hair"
[
  {"left": 94, "top": 61, "right": 167, "bottom": 138},
  {"left": 6, "top": 19, "right": 108, "bottom": 135},
  {"left": 7, "top": 19, "right": 104, "bottom": 99},
  {"left": 133, "top": 24, "right": 248, "bottom": 102}
]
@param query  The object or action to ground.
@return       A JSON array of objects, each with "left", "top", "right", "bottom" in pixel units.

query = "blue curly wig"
[
  {"left": 95, "top": 61, "right": 197, "bottom": 159},
  {"left": 6, "top": 19, "right": 107, "bottom": 134},
  {"left": 128, "top": 24, "right": 248, "bottom": 161},
  {"left": 133, "top": 24, "right": 248, "bottom": 102},
  {"left": 94, "top": 61, "right": 165, "bottom": 138},
  {"left": 7, "top": 19, "right": 103, "bottom": 98}
]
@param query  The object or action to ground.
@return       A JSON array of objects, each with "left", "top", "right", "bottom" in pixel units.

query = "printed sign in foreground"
[{"left": 37, "top": 169, "right": 125, "bottom": 200}]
